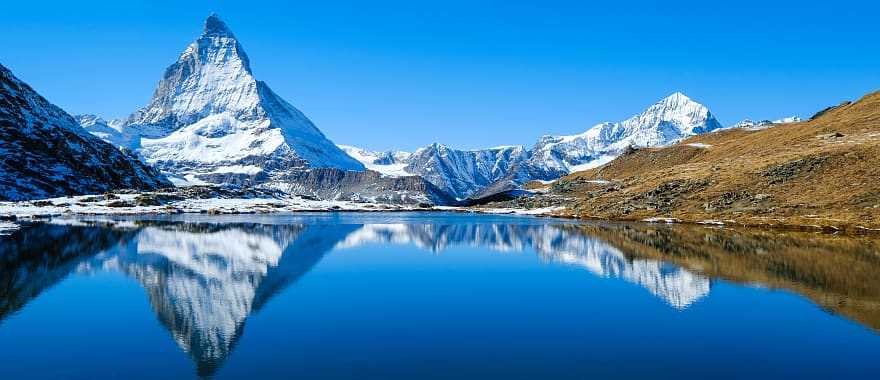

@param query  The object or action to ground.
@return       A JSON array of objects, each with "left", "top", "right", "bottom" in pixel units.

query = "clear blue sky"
[{"left": 2, "top": 0, "right": 878, "bottom": 151}]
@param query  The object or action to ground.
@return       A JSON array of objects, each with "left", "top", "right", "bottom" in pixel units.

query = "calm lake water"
[{"left": 0, "top": 213, "right": 878, "bottom": 379}]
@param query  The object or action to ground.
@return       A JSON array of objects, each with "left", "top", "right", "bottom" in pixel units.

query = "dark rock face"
[
  {"left": 0, "top": 64, "right": 172, "bottom": 200},
  {"left": 282, "top": 168, "right": 457, "bottom": 205}
]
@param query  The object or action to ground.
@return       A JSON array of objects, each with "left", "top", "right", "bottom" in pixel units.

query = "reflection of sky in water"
[{"left": 0, "top": 214, "right": 878, "bottom": 379}]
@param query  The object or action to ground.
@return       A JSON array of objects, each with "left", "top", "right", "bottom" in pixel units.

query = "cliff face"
[{"left": 278, "top": 168, "right": 457, "bottom": 205}]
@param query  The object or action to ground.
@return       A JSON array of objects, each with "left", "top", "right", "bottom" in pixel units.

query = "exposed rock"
[
  {"left": 0, "top": 64, "right": 171, "bottom": 201},
  {"left": 762, "top": 156, "right": 828, "bottom": 185}
]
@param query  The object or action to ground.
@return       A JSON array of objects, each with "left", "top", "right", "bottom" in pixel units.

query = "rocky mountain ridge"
[
  {"left": 0, "top": 64, "right": 171, "bottom": 201},
  {"left": 342, "top": 92, "right": 725, "bottom": 200}
]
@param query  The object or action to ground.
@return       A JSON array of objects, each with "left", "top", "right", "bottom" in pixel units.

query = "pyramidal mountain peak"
[
  {"left": 203, "top": 13, "right": 235, "bottom": 37},
  {"left": 85, "top": 14, "right": 363, "bottom": 186}
]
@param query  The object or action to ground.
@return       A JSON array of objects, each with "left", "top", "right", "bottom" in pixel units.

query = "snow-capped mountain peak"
[
  {"left": 126, "top": 14, "right": 260, "bottom": 132},
  {"left": 627, "top": 92, "right": 721, "bottom": 136},
  {"left": 85, "top": 14, "right": 363, "bottom": 186},
  {"left": 524, "top": 92, "right": 723, "bottom": 179},
  {"left": 338, "top": 92, "right": 724, "bottom": 200}
]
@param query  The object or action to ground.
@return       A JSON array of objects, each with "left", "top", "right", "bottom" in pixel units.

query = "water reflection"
[
  {"left": 335, "top": 223, "right": 711, "bottom": 308},
  {"left": 0, "top": 217, "right": 878, "bottom": 377}
]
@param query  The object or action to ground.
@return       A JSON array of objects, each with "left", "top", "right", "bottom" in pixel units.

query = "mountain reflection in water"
[{"left": 0, "top": 215, "right": 878, "bottom": 378}]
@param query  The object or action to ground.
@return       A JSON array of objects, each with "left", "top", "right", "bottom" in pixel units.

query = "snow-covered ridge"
[
  {"left": 337, "top": 144, "right": 412, "bottom": 176},
  {"left": 341, "top": 92, "right": 724, "bottom": 199},
  {"left": 731, "top": 116, "right": 801, "bottom": 130},
  {"left": 82, "top": 14, "right": 363, "bottom": 188},
  {"left": 526, "top": 92, "right": 724, "bottom": 177},
  {"left": 338, "top": 143, "right": 528, "bottom": 199}
]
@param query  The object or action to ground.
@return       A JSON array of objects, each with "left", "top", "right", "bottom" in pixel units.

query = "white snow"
[
  {"left": 774, "top": 116, "right": 802, "bottom": 124},
  {"left": 528, "top": 92, "right": 723, "bottom": 176},
  {"left": 686, "top": 143, "right": 712, "bottom": 149},
  {"left": 337, "top": 144, "right": 412, "bottom": 177},
  {"left": 731, "top": 116, "right": 801, "bottom": 130},
  {"left": 0, "top": 192, "right": 427, "bottom": 219},
  {"left": 338, "top": 93, "right": 722, "bottom": 200},
  {"left": 566, "top": 154, "right": 617, "bottom": 173}
]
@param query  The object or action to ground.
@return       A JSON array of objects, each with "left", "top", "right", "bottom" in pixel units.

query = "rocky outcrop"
[
  {"left": 278, "top": 168, "right": 457, "bottom": 205},
  {"left": 0, "top": 64, "right": 171, "bottom": 201}
]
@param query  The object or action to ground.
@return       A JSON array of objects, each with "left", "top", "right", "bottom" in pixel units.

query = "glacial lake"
[{"left": 0, "top": 212, "right": 878, "bottom": 379}]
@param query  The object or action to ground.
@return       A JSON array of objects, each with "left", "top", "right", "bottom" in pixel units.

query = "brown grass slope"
[{"left": 549, "top": 91, "right": 880, "bottom": 231}]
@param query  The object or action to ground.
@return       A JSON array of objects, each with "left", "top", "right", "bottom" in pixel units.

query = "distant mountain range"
[
  {"left": 0, "top": 14, "right": 801, "bottom": 204},
  {"left": 341, "top": 92, "right": 730, "bottom": 199}
]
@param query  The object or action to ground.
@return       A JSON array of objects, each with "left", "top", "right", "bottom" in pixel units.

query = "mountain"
[
  {"left": 524, "top": 91, "right": 880, "bottom": 231},
  {"left": 341, "top": 93, "right": 723, "bottom": 200},
  {"left": 337, "top": 145, "right": 412, "bottom": 176},
  {"left": 524, "top": 92, "right": 724, "bottom": 179},
  {"left": 731, "top": 116, "right": 802, "bottom": 130},
  {"left": 277, "top": 167, "right": 457, "bottom": 205},
  {"left": 84, "top": 14, "right": 363, "bottom": 186},
  {"left": 0, "top": 64, "right": 171, "bottom": 201},
  {"left": 339, "top": 143, "right": 528, "bottom": 200},
  {"left": 403, "top": 144, "right": 528, "bottom": 199}
]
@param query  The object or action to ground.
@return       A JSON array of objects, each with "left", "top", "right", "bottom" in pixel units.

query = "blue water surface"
[{"left": 0, "top": 213, "right": 877, "bottom": 379}]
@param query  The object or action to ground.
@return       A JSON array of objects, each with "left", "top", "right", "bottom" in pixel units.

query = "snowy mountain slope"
[
  {"left": 0, "top": 64, "right": 171, "bottom": 201},
  {"left": 337, "top": 143, "right": 527, "bottom": 200},
  {"left": 403, "top": 144, "right": 528, "bottom": 199},
  {"left": 86, "top": 14, "right": 363, "bottom": 186},
  {"left": 338, "top": 143, "right": 528, "bottom": 200},
  {"left": 76, "top": 114, "right": 134, "bottom": 148},
  {"left": 337, "top": 144, "right": 411, "bottom": 176},
  {"left": 525, "top": 92, "right": 724, "bottom": 178},
  {"left": 731, "top": 116, "right": 802, "bottom": 130},
  {"left": 340, "top": 93, "right": 723, "bottom": 200}
]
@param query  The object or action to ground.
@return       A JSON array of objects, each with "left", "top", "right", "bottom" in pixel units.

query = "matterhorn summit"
[{"left": 105, "top": 14, "right": 363, "bottom": 185}]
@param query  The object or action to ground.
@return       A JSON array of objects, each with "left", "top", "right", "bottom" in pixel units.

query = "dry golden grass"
[{"left": 550, "top": 91, "right": 880, "bottom": 232}]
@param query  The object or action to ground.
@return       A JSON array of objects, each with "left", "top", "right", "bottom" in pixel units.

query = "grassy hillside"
[{"left": 514, "top": 91, "right": 880, "bottom": 232}]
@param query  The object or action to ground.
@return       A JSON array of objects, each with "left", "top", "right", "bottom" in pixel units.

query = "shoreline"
[{"left": 2, "top": 193, "right": 878, "bottom": 237}]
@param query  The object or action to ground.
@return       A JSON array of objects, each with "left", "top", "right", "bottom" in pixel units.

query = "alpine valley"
[
  {"left": 1, "top": 14, "right": 876, "bottom": 233},
  {"left": 26, "top": 15, "right": 736, "bottom": 205}
]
